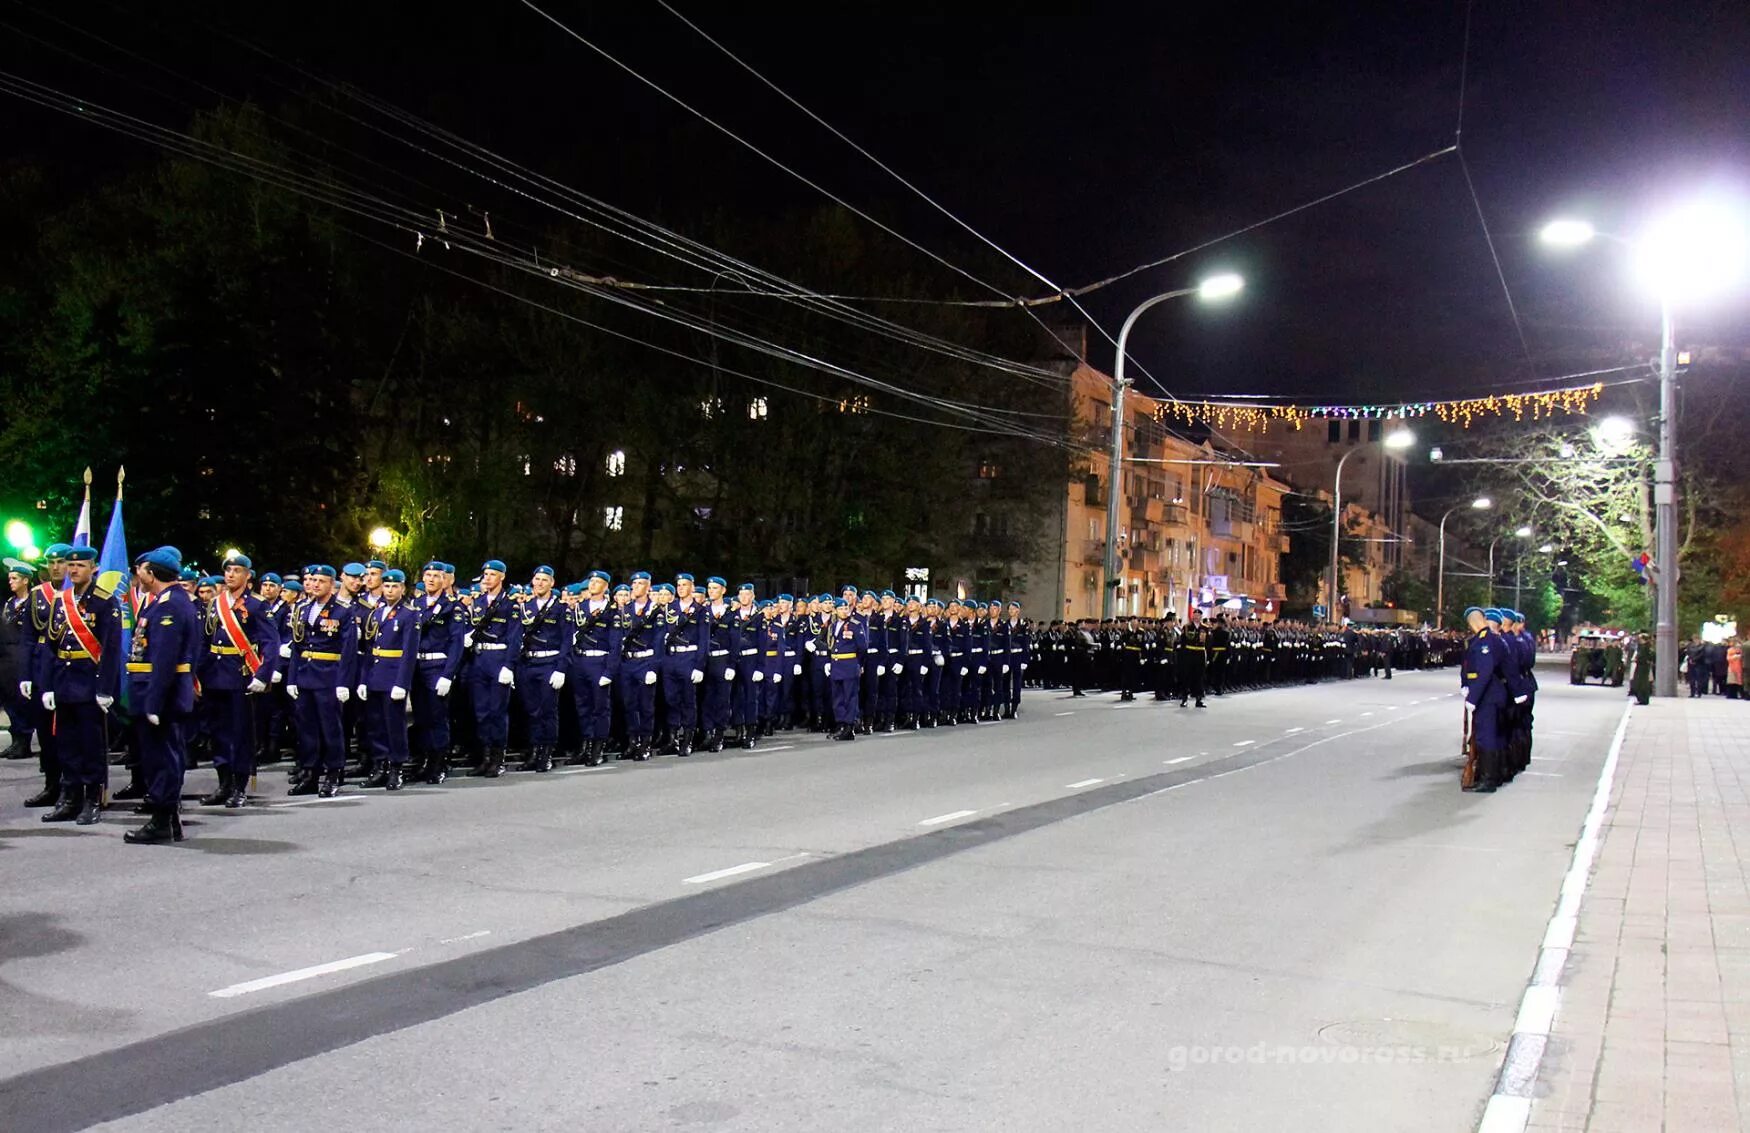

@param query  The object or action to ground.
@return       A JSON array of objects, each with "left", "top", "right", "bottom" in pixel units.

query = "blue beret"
[
  {"left": 533, "top": 564, "right": 555, "bottom": 579},
  {"left": 262, "top": 572, "right": 282, "bottom": 585},
  {"left": 880, "top": 589, "right": 896, "bottom": 599},
  {"left": 925, "top": 597, "right": 942, "bottom": 607},
  {"left": 834, "top": 598, "right": 849, "bottom": 608},
  {"left": 706, "top": 576, "right": 726, "bottom": 588},
  {"left": 199, "top": 575, "right": 221, "bottom": 587},
  {"left": 141, "top": 548, "right": 182, "bottom": 574},
  {"left": 738, "top": 581, "right": 755, "bottom": 592},
  {"left": 1008, "top": 599, "right": 1022, "bottom": 608},
  {"left": 757, "top": 599, "right": 773, "bottom": 609},
  {"left": 564, "top": 582, "right": 585, "bottom": 595},
  {"left": 222, "top": 552, "right": 253, "bottom": 570},
  {"left": 653, "top": 582, "right": 675, "bottom": 594},
  {"left": 613, "top": 583, "right": 631, "bottom": 594},
  {"left": 631, "top": 571, "right": 652, "bottom": 582},
  {"left": 306, "top": 564, "right": 338, "bottom": 578},
  {"left": 1506, "top": 609, "right": 1524, "bottom": 622},
  {"left": 66, "top": 544, "right": 98, "bottom": 562},
  {"left": 675, "top": 572, "right": 695, "bottom": 583},
  {"left": 1483, "top": 608, "right": 1504, "bottom": 623},
  {"left": 816, "top": 593, "right": 832, "bottom": 603},
  {"left": 341, "top": 562, "right": 366, "bottom": 578},
  {"left": 777, "top": 593, "right": 794, "bottom": 603},
  {"left": 6, "top": 559, "right": 35, "bottom": 578},
  {"left": 179, "top": 567, "right": 199, "bottom": 581},
  {"left": 382, "top": 568, "right": 406, "bottom": 584},
  {"left": 588, "top": 569, "right": 610, "bottom": 583},
  {"left": 365, "top": 559, "right": 386, "bottom": 571},
  {"left": 481, "top": 559, "right": 506, "bottom": 574},
  {"left": 44, "top": 543, "right": 73, "bottom": 560},
  {"left": 423, "top": 561, "right": 445, "bottom": 573},
  {"left": 281, "top": 578, "right": 303, "bottom": 593}
]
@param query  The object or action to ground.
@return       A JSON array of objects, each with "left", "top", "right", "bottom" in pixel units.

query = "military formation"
[
  {"left": 1458, "top": 606, "right": 1539, "bottom": 793},
  {"left": 1, "top": 542, "right": 1472, "bottom": 845}
]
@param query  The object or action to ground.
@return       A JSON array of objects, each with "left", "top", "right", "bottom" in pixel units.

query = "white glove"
[
  {"left": 271, "top": 670, "right": 284, "bottom": 684},
  {"left": 1001, "top": 664, "right": 1010, "bottom": 674},
  {"left": 434, "top": 676, "right": 453, "bottom": 697},
  {"left": 391, "top": 686, "right": 407, "bottom": 701},
  {"left": 147, "top": 713, "right": 161, "bottom": 726},
  {"left": 1021, "top": 663, "right": 1029, "bottom": 671},
  {"left": 19, "top": 680, "right": 31, "bottom": 698},
  {"left": 689, "top": 669, "right": 703, "bottom": 685},
  {"left": 356, "top": 684, "right": 369, "bottom": 701},
  {"left": 978, "top": 666, "right": 988, "bottom": 675},
  {"left": 248, "top": 678, "right": 268, "bottom": 694},
  {"left": 959, "top": 667, "right": 968, "bottom": 677},
  {"left": 1514, "top": 694, "right": 1529, "bottom": 705},
  {"left": 792, "top": 664, "right": 802, "bottom": 676},
  {"left": 336, "top": 686, "right": 350, "bottom": 703},
  {"left": 643, "top": 670, "right": 657, "bottom": 686},
  {"left": 549, "top": 670, "right": 567, "bottom": 690},
  {"left": 773, "top": 673, "right": 783, "bottom": 684},
  {"left": 752, "top": 670, "right": 764, "bottom": 683},
  {"left": 463, "top": 632, "right": 475, "bottom": 649},
  {"left": 933, "top": 654, "right": 944, "bottom": 667},
  {"left": 876, "top": 665, "right": 886, "bottom": 677},
  {"left": 725, "top": 668, "right": 736, "bottom": 680},
  {"left": 278, "top": 642, "right": 292, "bottom": 660},
  {"left": 498, "top": 666, "right": 513, "bottom": 686},
  {"left": 96, "top": 695, "right": 113, "bottom": 712},
  {"left": 804, "top": 639, "right": 817, "bottom": 653},
  {"left": 598, "top": 674, "right": 613, "bottom": 687},
  {"left": 41, "top": 691, "right": 55, "bottom": 711},
  {"left": 287, "top": 684, "right": 300, "bottom": 700}
]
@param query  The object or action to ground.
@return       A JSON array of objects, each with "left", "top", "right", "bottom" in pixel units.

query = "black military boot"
[
  {"left": 75, "top": 784, "right": 102, "bottom": 826},
  {"left": 199, "top": 769, "right": 233, "bottom": 806},
  {"left": 41, "top": 784, "right": 82, "bottom": 823},
  {"left": 480, "top": 747, "right": 505, "bottom": 778},
  {"left": 363, "top": 765, "right": 391, "bottom": 788},
  {"left": 317, "top": 771, "right": 341, "bottom": 798},
  {"left": 124, "top": 805, "right": 177, "bottom": 845},
  {"left": 426, "top": 751, "right": 450, "bottom": 785},
  {"left": 518, "top": 747, "right": 540, "bottom": 772},
  {"left": 633, "top": 735, "right": 654, "bottom": 761},
  {"left": 112, "top": 765, "right": 146, "bottom": 801},
  {"left": 834, "top": 724, "right": 855, "bottom": 742},
  {"left": 225, "top": 772, "right": 249, "bottom": 808},
  {"left": 24, "top": 767, "right": 62, "bottom": 808},
  {"left": 743, "top": 726, "right": 758, "bottom": 751},
  {"left": 920, "top": 712, "right": 936, "bottom": 728},
  {"left": 676, "top": 732, "right": 694, "bottom": 757},
  {"left": 0, "top": 735, "right": 28, "bottom": 760},
  {"left": 534, "top": 746, "right": 555, "bottom": 773},
  {"left": 287, "top": 767, "right": 318, "bottom": 795},
  {"left": 385, "top": 766, "right": 405, "bottom": 792}
]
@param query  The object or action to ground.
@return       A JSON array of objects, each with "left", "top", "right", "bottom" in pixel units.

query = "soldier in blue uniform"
[
  {"left": 463, "top": 559, "right": 521, "bottom": 778},
  {"left": 514, "top": 565, "right": 570, "bottom": 773},
  {"left": 939, "top": 601, "right": 968, "bottom": 726},
  {"left": 1461, "top": 607, "right": 1509, "bottom": 793},
  {"left": 198, "top": 552, "right": 280, "bottom": 808},
  {"left": 827, "top": 598, "right": 867, "bottom": 741},
  {"left": 566, "top": 570, "right": 618, "bottom": 766},
  {"left": 20, "top": 544, "right": 70, "bottom": 808},
  {"left": 1, "top": 560, "right": 35, "bottom": 762},
  {"left": 757, "top": 594, "right": 795, "bottom": 734},
  {"left": 1506, "top": 609, "right": 1539, "bottom": 778},
  {"left": 357, "top": 568, "right": 420, "bottom": 790},
  {"left": 37, "top": 544, "right": 122, "bottom": 824},
  {"left": 660, "top": 575, "right": 707, "bottom": 755},
  {"left": 983, "top": 600, "right": 1010, "bottom": 721},
  {"left": 731, "top": 583, "right": 763, "bottom": 749},
  {"left": 124, "top": 548, "right": 200, "bottom": 844},
  {"left": 875, "top": 591, "right": 905, "bottom": 732},
  {"left": 698, "top": 577, "right": 738, "bottom": 752},
  {"left": 896, "top": 595, "right": 928, "bottom": 730},
  {"left": 285, "top": 565, "right": 360, "bottom": 797},
  {"left": 614, "top": 572, "right": 663, "bottom": 760},
  {"left": 408, "top": 561, "right": 462, "bottom": 784},
  {"left": 962, "top": 602, "right": 991, "bottom": 723},
  {"left": 1004, "top": 600, "right": 1030, "bottom": 718}
]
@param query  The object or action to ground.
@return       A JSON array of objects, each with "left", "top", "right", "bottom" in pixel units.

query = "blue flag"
[{"left": 98, "top": 486, "right": 132, "bottom": 712}]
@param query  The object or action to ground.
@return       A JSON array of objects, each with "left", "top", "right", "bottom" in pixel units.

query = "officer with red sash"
[
  {"left": 37, "top": 544, "right": 121, "bottom": 825},
  {"left": 358, "top": 568, "right": 420, "bottom": 790},
  {"left": 124, "top": 547, "right": 199, "bottom": 844},
  {"left": 198, "top": 551, "right": 280, "bottom": 808}
]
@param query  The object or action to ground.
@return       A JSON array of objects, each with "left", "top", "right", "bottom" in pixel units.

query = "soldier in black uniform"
[
  {"left": 1176, "top": 608, "right": 1209, "bottom": 708},
  {"left": 1, "top": 560, "right": 34, "bottom": 761}
]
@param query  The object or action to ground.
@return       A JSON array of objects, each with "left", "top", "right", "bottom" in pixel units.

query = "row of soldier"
[{"left": 1458, "top": 606, "right": 1540, "bottom": 793}]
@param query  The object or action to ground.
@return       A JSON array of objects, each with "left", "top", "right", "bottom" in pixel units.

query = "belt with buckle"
[
  {"left": 579, "top": 649, "right": 609, "bottom": 658},
  {"left": 831, "top": 652, "right": 859, "bottom": 661},
  {"left": 907, "top": 649, "right": 924, "bottom": 655},
  {"left": 709, "top": 649, "right": 729, "bottom": 657},
  {"left": 417, "top": 652, "right": 449, "bottom": 661},
  {"left": 628, "top": 649, "right": 655, "bottom": 659},
  {"left": 127, "top": 661, "right": 191, "bottom": 673},
  {"left": 765, "top": 650, "right": 779, "bottom": 657},
  {"left": 475, "top": 642, "right": 508, "bottom": 651},
  {"left": 739, "top": 648, "right": 758, "bottom": 656},
  {"left": 524, "top": 649, "right": 561, "bottom": 660},
  {"left": 302, "top": 651, "right": 342, "bottom": 662},
  {"left": 373, "top": 648, "right": 404, "bottom": 658},
  {"left": 210, "top": 645, "right": 246, "bottom": 656}
]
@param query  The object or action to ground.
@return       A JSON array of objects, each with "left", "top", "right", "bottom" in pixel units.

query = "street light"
[
  {"left": 1515, "top": 525, "right": 1533, "bottom": 538},
  {"left": 368, "top": 527, "right": 395, "bottom": 552},
  {"left": 1436, "top": 495, "right": 1492, "bottom": 629},
  {"left": 1542, "top": 197, "right": 1748, "bottom": 696},
  {"left": 4, "top": 520, "right": 31, "bottom": 551},
  {"left": 1102, "top": 274, "right": 1244, "bottom": 619},
  {"left": 1326, "top": 426, "right": 1414, "bottom": 624}
]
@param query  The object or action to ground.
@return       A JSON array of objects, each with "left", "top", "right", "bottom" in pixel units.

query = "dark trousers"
[
  {"left": 366, "top": 694, "right": 411, "bottom": 766},
  {"left": 206, "top": 687, "right": 256, "bottom": 782},
  {"left": 412, "top": 670, "right": 452, "bottom": 756},
  {"left": 468, "top": 666, "right": 513, "bottom": 746},
  {"left": 701, "top": 655, "right": 734, "bottom": 731},
  {"left": 831, "top": 671, "right": 861, "bottom": 725},
  {"left": 619, "top": 658, "right": 659, "bottom": 737},
  {"left": 1177, "top": 657, "right": 1207, "bottom": 703},
  {"left": 3, "top": 685, "right": 33, "bottom": 743},
  {"left": 53, "top": 701, "right": 107, "bottom": 787},
  {"left": 660, "top": 655, "right": 699, "bottom": 733},
  {"left": 295, "top": 690, "right": 347, "bottom": 771},
  {"left": 516, "top": 662, "right": 561, "bottom": 746},
  {"left": 570, "top": 655, "right": 613, "bottom": 739},
  {"left": 135, "top": 712, "right": 188, "bottom": 807}
]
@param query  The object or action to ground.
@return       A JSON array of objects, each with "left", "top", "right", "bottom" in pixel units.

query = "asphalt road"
[{"left": 0, "top": 659, "right": 1625, "bottom": 1132}]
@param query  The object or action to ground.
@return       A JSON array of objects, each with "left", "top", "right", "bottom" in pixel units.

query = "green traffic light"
[{"left": 4, "top": 520, "right": 31, "bottom": 551}]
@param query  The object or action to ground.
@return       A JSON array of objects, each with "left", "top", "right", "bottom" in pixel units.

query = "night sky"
[{"left": 5, "top": 0, "right": 1748, "bottom": 405}]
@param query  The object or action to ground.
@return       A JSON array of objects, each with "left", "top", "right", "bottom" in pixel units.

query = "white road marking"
[
  {"left": 1361, "top": 711, "right": 1375, "bottom": 717},
  {"left": 684, "top": 861, "right": 771, "bottom": 885},
  {"left": 439, "top": 931, "right": 492, "bottom": 944},
  {"left": 278, "top": 794, "right": 369, "bottom": 807},
  {"left": 554, "top": 765, "right": 619, "bottom": 775},
  {"left": 918, "top": 809, "right": 978, "bottom": 826},
  {"left": 208, "top": 952, "right": 398, "bottom": 998},
  {"left": 1325, "top": 718, "right": 1342, "bottom": 724},
  {"left": 1285, "top": 726, "right": 1304, "bottom": 734},
  {"left": 1164, "top": 756, "right": 1194, "bottom": 765},
  {"left": 761, "top": 744, "right": 795, "bottom": 752},
  {"left": 1233, "top": 740, "right": 1255, "bottom": 747},
  {"left": 1054, "top": 711, "right": 1076, "bottom": 716},
  {"left": 1386, "top": 706, "right": 1399, "bottom": 711},
  {"left": 1065, "top": 778, "right": 1103, "bottom": 789},
  {"left": 1521, "top": 771, "right": 1563, "bottom": 778}
]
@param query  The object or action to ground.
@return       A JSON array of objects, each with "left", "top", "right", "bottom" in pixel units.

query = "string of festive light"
[{"left": 1152, "top": 382, "right": 1605, "bottom": 433}]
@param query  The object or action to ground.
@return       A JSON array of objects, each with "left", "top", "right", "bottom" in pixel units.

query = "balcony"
[
  {"left": 1162, "top": 503, "right": 1190, "bottom": 527},
  {"left": 1209, "top": 517, "right": 1255, "bottom": 543},
  {"left": 1082, "top": 540, "right": 1106, "bottom": 564}
]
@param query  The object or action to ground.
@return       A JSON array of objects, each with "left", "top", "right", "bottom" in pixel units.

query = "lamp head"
[{"left": 1197, "top": 273, "right": 1244, "bottom": 301}]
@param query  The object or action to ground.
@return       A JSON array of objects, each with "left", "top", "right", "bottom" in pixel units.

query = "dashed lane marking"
[
  {"left": 1164, "top": 757, "right": 1194, "bottom": 765},
  {"left": 918, "top": 810, "right": 978, "bottom": 827},
  {"left": 1233, "top": 740, "right": 1255, "bottom": 747},
  {"left": 684, "top": 861, "right": 773, "bottom": 885},
  {"left": 208, "top": 952, "right": 399, "bottom": 999},
  {"left": 1065, "top": 778, "right": 1103, "bottom": 789}
]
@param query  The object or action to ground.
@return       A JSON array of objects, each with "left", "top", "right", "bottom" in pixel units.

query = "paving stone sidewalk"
[{"left": 1529, "top": 695, "right": 1750, "bottom": 1132}]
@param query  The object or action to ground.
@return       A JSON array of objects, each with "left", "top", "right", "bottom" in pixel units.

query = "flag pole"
[{"left": 116, "top": 465, "right": 125, "bottom": 502}]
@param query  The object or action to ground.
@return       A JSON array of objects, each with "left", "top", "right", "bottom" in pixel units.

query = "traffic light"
[{"left": 4, "top": 520, "right": 32, "bottom": 552}]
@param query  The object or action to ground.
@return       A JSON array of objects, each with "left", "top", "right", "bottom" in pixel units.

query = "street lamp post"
[
  {"left": 1101, "top": 274, "right": 1243, "bottom": 620},
  {"left": 1436, "top": 496, "right": 1491, "bottom": 629},
  {"left": 1327, "top": 428, "right": 1414, "bottom": 624}
]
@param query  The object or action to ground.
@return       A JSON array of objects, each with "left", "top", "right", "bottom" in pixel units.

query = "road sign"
[{"left": 1312, "top": 604, "right": 1327, "bottom": 619}]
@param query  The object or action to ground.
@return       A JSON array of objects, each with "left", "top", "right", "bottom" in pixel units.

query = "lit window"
[
  {"left": 606, "top": 450, "right": 626, "bottom": 477},
  {"left": 554, "top": 454, "right": 577, "bottom": 477},
  {"left": 977, "top": 461, "right": 1000, "bottom": 479},
  {"left": 519, "top": 454, "right": 531, "bottom": 477},
  {"left": 700, "top": 398, "right": 720, "bottom": 419},
  {"left": 839, "top": 395, "right": 870, "bottom": 415},
  {"left": 604, "top": 506, "right": 624, "bottom": 531},
  {"left": 748, "top": 397, "right": 768, "bottom": 420}
]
